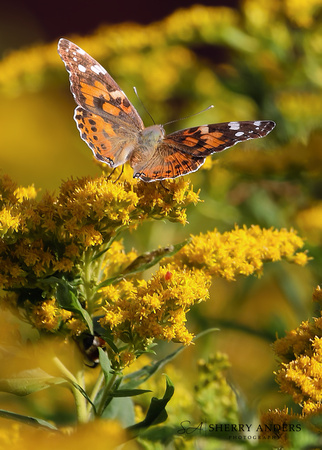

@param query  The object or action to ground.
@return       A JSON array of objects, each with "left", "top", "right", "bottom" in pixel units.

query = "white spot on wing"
[
  {"left": 91, "top": 64, "right": 107, "bottom": 75},
  {"left": 110, "top": 90, "right": 125, "bottom": 100},
  {"left": 198, "top": 126, "right": 209, "bottom": 133},
  {"left": 228, "top": 121, "right": 240, "bottom": 130},
  {"left": 78, "top": 64, "right": 86, "bottom": 73},
  {"left": 235, "top": 131, "right": 244, "bottom": 137},
  {"left": 77, "top": 48, "right": 86, "bottom": 55},
  {"left": 254, "top": 121, "right": 262, "bottom": 126}
]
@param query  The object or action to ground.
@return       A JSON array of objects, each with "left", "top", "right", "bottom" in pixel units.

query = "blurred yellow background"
[{"left": 1, "top": 0, "right": 322, "bottom": 430}]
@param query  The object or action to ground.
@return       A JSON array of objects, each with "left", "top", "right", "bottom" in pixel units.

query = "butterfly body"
[{"left": 58, "top": 39, "right": 276, "bottom": 182}]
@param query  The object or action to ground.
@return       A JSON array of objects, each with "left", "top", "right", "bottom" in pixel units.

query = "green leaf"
[
  {"left": 127, "top": 375, "right": 174, "bottom": 435},
  {"left": 101, "top": 396, "right": 135, "bottom": 427},
  {"left": 124, "top": 328, "right": 218, "bottom": 390},
  {"left": 110, "top": 388, "right": 151, "bottom": 397},
  {"left": 0, "top": 409, "right": 58, "bottom": 430},
  {"left": 97, "top": 240, "right": 188, "bottom": 289},
  {"left": 44, "top": 277, "right": 93, "bottom": 334},
  {"left": 0, "top": 368, "right": 65, "bottom": 396},
  {"left": 98, "top": 347, "right": 112, "bottom": 384}
]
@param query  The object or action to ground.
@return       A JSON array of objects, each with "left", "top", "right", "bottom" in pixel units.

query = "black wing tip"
[
  {"left": 266, "top": 120, "right": 276, "bottom": 130},
  {"left": 251, "top": 119, "right": 276, "bottom": 137}
]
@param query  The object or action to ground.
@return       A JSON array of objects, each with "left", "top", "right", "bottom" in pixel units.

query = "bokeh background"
[{"left": 1, "top": 0, "right": 322, "bottom": 434}]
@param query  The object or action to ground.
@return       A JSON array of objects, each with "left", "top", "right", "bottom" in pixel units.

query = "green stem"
[
  {"left": 96, "top": 373, "right": 118, "bottom": 417},
  {"left": 83, "top": 249, "right": 95, "bottom": 316},
  {"left": 53, "top": 357, "right": 88, "bottom": 423},
  {"left": 87, "top": 369, "right": 105, "bottom": 418},
  {"left": 73, "top": 368, "right": 88, "bottom": 423}
]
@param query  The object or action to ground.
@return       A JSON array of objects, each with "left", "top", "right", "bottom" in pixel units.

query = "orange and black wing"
[
  {"left": 58, "top": 39, "right": 144, "bottom": 130},
  {"left": 164, "top": 121, "right": 276, "bottom": 158},
  {"left": 131, "top": 120, "right": 275, "bottom": 181}
]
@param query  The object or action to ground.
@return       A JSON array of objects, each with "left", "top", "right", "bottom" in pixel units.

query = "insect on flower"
[{"left": 58, "top": 38, "right": 275, "bottom": 182}]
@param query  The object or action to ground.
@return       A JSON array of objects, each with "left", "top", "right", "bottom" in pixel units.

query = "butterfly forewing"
[
  {"left": 164, "top": 120, "right": 276, "bottom": 158},
  {"left": 58, "top": 38, "right": 144, "bottom": 130}
]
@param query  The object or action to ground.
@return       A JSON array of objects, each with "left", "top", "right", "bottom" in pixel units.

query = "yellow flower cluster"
[
  {"left": 95, "top": 225, "right": 308, "bottom": 368},
  {"left": 273, "top": 286, "right": 322, "bottom": 418},
  {"left": 0, "top": 174, "right": 198, "bottom": 338},
  {"left": 27, "top": 298, "right": 72, "bottom": 332},
  {"left": 100, "top": 264, "right": 211, "bottom": 357},
  {"left": 172, "top": 225, "right": 308, "bottom": 281},
  {"left": 0, "top": 174, "right": 197, "bottom": 291}
]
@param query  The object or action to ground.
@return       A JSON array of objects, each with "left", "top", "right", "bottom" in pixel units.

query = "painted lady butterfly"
[{"left": 58, "top": 39, "right": 275, "bottom": 182}]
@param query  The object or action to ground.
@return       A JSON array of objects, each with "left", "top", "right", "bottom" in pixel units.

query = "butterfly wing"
[
  {"left": 164, "top": 120, "right": 276, "bottom": 158},
  {"left": 130, "top": 142, "right": 205, "bottom": 182},
  {"left": 58, "top": 39, "right": 144, "bottom": 167},
  {"left": 74, "top": 107, "right": 140, "bottom": 167},
  {"left": 58, "top": 39, "right": 144, "bottom": 129},
  {"left": 131, "top": 120, "right": 275, "bottom": 181}
]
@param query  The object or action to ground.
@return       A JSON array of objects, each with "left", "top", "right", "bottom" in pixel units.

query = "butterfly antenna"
[
  {"left": 133, "top": 87, "right": 155, "bottom": 125},
  {"left": 163, "top": 104, "right": 214, "bottom": 127}
]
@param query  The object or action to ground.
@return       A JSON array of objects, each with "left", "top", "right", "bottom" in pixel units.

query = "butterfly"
[{"left": 58, "top": 38, "right": 275, "bottom": 182}]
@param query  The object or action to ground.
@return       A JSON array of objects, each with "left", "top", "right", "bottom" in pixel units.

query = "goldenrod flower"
[
  {"left": 14, "top": 185, "right": 37, "bottom": 202},
  {"left": 100, "top": 264, "right": 211, "bottom": 364},
  {"left": 0, "top": 174, "right": 196, "bottom": 289},
  {"left": 0, "top": 207, "right": 21, "bottom": 236},
  {"left": 66, "top": 317, "right": 88, "bottom": 336},
  {"left": 172, "top": 225, "right": 308, "bottom": 280},
  {"left": 270, "top": 286, "right": 322, "bottom": 436},
  {"left": 28, "top": 298, "right": 72, "bottom": 332}
]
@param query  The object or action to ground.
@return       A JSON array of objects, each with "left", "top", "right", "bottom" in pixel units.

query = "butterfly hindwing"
[
  {"left": 74, "top": 107, "right": 138, "bottom": 167},
  {"left": 130, "top": 143, "right": 205, "bottom": 181},
  {"left": 58, "top": 38, "right": 144, "bottom": 130}
]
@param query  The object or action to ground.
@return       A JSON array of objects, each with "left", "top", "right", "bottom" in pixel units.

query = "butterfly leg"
[
  {"left": 105, "top": 165, "right": 124, "bottom": 183},
  {"left": 160, "top": 180, "right": 170, "bottom": 192},
  {"left": 105, "top": 166, "right": 117, "bottom": 181},
  {"left": 112, "top": 165, "right": 124, "bottom": 183}
]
